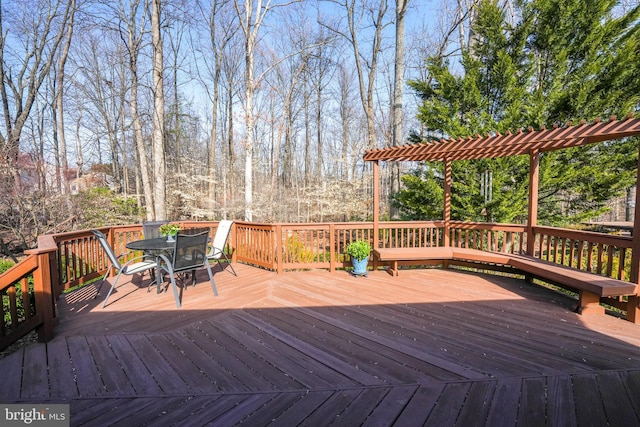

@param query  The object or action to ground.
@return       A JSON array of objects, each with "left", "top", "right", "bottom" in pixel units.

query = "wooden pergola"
[{"left": 363, "top": 115, "right": 640, "bottom": 282}]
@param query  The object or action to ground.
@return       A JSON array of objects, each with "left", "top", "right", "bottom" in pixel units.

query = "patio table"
[{"left": 127, "top": 237, "right": 175, "bottom": 293}]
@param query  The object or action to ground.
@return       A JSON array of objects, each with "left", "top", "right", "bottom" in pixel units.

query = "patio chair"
[
  {"left": 158, "top": 231, "right": 218, "bottom": 308},
  {"left": 207, "top": 220, "right": 237, "bottom": 276},
  {"left": 91, "top": 229, "right": 157, "bottom": 308},
  {"left": 142, "top": 220, "right": 169, "bottom": 239}
]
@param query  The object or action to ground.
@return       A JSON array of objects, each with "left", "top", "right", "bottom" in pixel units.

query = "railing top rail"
[
  {"left": 0, "top": 254, "right": 37, "bottom": 290},
  {"left": 449, "top": 221, "right": 527, "bottom": 231},
  {"left": 534, "top": 225, "right": 632, "bottom": 247}
]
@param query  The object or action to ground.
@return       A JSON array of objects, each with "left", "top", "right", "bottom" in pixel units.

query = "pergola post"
[
  {"left": 527, "top": 149, "right": 540, "bottom": 256},
  {"left": 628, "top": 142, "right": 640, "bottom": 322},
  {"left": 373, "top": 160, "right": 380, "bottom": 251},
  {"left": 443, "top": 158, "right": 452, "bottom": 247}
]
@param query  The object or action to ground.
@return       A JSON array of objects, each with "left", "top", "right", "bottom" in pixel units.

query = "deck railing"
[
  {"left": 0, "top": 220, "right": 636, "bottom": 351},
  {"left": 532, "top": 226, "right": 632, "bottom": 281},
  {"left": 449, "top": 221, "right": 527, "bottom": 253}
]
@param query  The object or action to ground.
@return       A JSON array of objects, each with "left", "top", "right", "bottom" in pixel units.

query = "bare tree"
[
  {"left": 195, "top": 0, "right": 237, "bottom": 214},
  {"left": 0, "top": 0, "right": 75, "bottom": 192},
  {"left": 233, "top": 0, "right": 302, "bottom": 221},
  {"left": 151, "top": 0, "right": 167, "bottom": 219},
  {"left": 323, "top": 0, "right": 390, "bottom": 151},
  {"left": 53, "top": 0, "right": 77, "bottom": 196},
  {"left": 115, "top": 0, "right": 156, "bottom": 219},
  {"left": 389, "top": 0, "right": 408, "bottom": 218}
]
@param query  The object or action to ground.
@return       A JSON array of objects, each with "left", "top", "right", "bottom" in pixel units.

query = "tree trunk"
[
  {"left": 390, "top": 0, "right": 408, "bottom": 219},
  {"left": 151, "top": 0, "right": 167, "bottom": 219},
  {"left": 55, "top": 0, "right": 76, "bottom": 196},
  {"left": 125, "top": 0, "right": 154, "bottom": 219}
]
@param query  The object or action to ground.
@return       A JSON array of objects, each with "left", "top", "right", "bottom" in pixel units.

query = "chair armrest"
[{"left": 120, "top": 254, "right": 157, "bottom": 268}]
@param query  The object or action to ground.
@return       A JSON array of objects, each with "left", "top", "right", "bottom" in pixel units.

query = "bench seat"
[
  {"left": 373, "top": 247, "right": 454, "bottom": 277},
  {"left": 507, "top": 254, "right": 638, "bottom": 315},
  {"left": 371, "top": 247, "right": 639, "bottom": 320}
]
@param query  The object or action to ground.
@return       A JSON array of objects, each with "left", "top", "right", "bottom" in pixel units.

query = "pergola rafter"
[
  {"left": 363, "top": 114, "right": 640, "bottom": 162},
  {"left": 364, "top": 115, "right": 640, "bottom": 309}
]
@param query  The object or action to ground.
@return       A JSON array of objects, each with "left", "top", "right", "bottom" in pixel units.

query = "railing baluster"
[
  {"left": 606, "top": 245, "right": 614, "bottom": 278},
  {"left": 619, "top": 248, "right": 627, "bottom": 281},
  {"left": 596, "top": 243, "right": 604, "bottom": 275}
]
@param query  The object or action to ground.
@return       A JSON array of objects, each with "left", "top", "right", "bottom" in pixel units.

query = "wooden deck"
[{"left": 2, "top": 264, "right": 640, "bottom": 426}]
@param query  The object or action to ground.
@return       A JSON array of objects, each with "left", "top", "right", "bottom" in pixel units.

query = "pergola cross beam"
[{"left": 363, "top": 115, "right": 640, "bottom": 162}]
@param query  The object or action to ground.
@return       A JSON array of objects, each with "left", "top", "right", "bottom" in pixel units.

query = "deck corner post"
[
  {"left": 276, "top": 224, "right": 283, "bottom": 275},
  {"left": 373, "top": 160, "right": 380, "bottom": 252},
  {"left": 630, "top": 139, "right": 640, "bottom": 285},
  {"left": 443, "top": 158, "right": 452, "bottom": 247},
  {"left": 329, "top": 223, "right": 336, "bottom": 273},
  {"left": 526, "top": 150, "right": 540, "bottom": 256},
  {"left": 230, "top": 222, "right": 237, "bottom": 264},
  {"left": 33, "top": 250, "right": 57, "bottom": 343}
]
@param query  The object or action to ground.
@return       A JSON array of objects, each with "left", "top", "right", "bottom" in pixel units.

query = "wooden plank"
[
  {"left": 273, "top": 300, "right": 480, "bottom": 381},
  {"left": 484, "top": 377, "right": 521, "bottom": 427},
  {"left": 207, "top": 393, "right": 275, "bottom": 426},
  {"left": 326, "top": 387, "right": 390, "bottom": 425},
  {"left": 108, "top": 396, "right": 190, "bottom": 427},
  {"left": 572, "top": 373, "right": 609, "bottom": 427},
  {"left": 238, "top": 392, "right": 307, "bottom": 425},
  {"left": 222, "top": 312, "right": 353, "bottom": 388},
  {"left": 178, "top": 322, "right": 274, "bottom": 391},
  {"left": 455, "top": 380, "right": 495, "bottom": 427},
  {"left": 0, "top": 348, "right": 24, "bottom": 400},
  {"left": 621, "top": 370, "right": 640, "bottom": 416},
  {"left": 301, "top": 389, "right": 363, "bottom": 425},
  {"left": 143, "top": 395, "right": 250, "bottom": 427},
  {"left": 518, "top": 377, "right": 547, "bottom": 427},
  {"left": 74, "top": 397, "right": 158, "bottom": 426},
  {"left": 124, "top": 334, "right": 190, "bottom": 394},
  {"left": 270, "top": 390, "right": 334, "bottom": 425},
  {"left": 46, "top": 337, "right": 79, "bottom": 398},
  {"left": 362, "top": 385, "right": 418, "bottom": 426},
  {"left": 237, "top": 309, "right": 386, "bottom": 386},
  {"left": 256, "top": 304, "right": 452, "bottom": 384},
  {"left": 393, "top": 383, "right": 444, "bottom": 425},
  {"left": 21, "top": 343, "right": 50, "bottom": 399},
  {"left": 546, "top": 375, "right": 577, "bottom": 427},
  {"left": 192, "top": 319, "right": 303, "bottom": 390},
  {"left": 374, "top": 247, "right": 453, "bottom": 261},
  {"left": 144, "top": 333, "right": 216, "bottom": 394},
  {"left": 595, "top": 371, "right": 640, "bottom": 426},
  {"left": 106, "top": 334, "right": 163, "bottom": 395},
  {"left": 70, "top": 398, "right": 132, "bottom": 426},
  {"left": 423, "top": 382, "right": 471, "bottom": 426},
  {"left": 85, "top": 335, "right": 136, "bottom": 396}
]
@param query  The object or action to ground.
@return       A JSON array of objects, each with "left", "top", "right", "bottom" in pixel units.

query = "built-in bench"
[{"left": 372, "top": 247, "right": 639, "bottom": 321}]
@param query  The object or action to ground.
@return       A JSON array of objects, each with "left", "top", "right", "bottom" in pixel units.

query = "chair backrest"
[
  {"left": 91, "top": 229, "right": 122, "bottom": 270},
  {"left": 142, "top": 220, "right": 169, "bottom": 239},
  {"left": 181, "top": 227, "right": 210, "bottom": 236},
  {"left": 171, "top": 231, "right": 209, "bottom": 272},
  {"left": 211, "top": 220, "right": 233, "bottom": 254}
]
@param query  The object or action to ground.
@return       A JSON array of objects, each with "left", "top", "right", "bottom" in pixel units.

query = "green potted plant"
[
  {"left": 346, "top": 239, "right": 371, "bottom": 276},
  {"left": 159, "top": 223, "right": 181, "bottom": 241}
]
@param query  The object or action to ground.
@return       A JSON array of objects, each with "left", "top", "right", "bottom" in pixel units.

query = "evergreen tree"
[{"left": 396, "top": 0, "right": 640, "bottom": 225}]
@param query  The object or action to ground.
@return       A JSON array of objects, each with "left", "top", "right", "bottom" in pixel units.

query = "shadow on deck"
[{"left": 1, "top": 264, "right": 640, "bottom": 426}]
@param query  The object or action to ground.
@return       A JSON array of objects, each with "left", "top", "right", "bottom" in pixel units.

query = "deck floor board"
[{"left": 2, "top": 264, "right": 640, "bottom": 426}]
